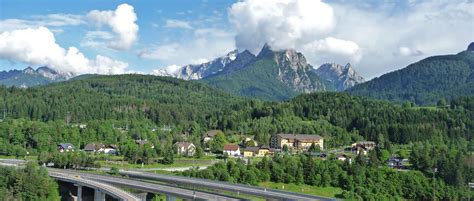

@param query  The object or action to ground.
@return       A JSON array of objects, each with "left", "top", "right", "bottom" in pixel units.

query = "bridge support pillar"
[
  {"left": 94, "top": 189, "right": 105, "bottom": 201},
  {"left": 166, "top": 194, "right": 177, "bottom": 201},
  {"left": 74, "top": 184, "right": 82, "bottom": 201}
]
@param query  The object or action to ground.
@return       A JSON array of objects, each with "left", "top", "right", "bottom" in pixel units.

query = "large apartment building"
[{"left": 271, "top": 134, "right": 324, "bottom": 150}]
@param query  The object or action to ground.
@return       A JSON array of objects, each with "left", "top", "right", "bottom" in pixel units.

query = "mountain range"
[
  {"left": 155, "top": 44, "right": 365, "bottom": 100},
  {"left": 1, "top": 42, "right": 473, "bottom": 105},
  {"left": 0, "top": 66, "right": 73, "bottom": 88},
  {"left": 348, "top": 42, "right": 474, "bottom": 105}
]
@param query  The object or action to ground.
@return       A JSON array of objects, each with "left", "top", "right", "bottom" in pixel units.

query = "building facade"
[{"left": 271, "top": 134, "right": 324, "bottom": 150}]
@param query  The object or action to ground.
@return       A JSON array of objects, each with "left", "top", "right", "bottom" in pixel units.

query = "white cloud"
[
  {"left": 0, "top": 27, "right": 128, "bottom": 75},
  {"left": 327, "top": 0, "right": 474, "bottom": 78},
  {"left": 87, "top": 3, "right": 138, "bottom": 50},
  {"left": 303, "top": 37, "right": 362, "bottom": 64},
  {"left": 33, "top": 14, "right": 84, "bottom": 26},
  {"left": 0, "top": 14, "right": 84, "bottom": 32},
  {"left": 139, "top": 28, "right": 235, "bottom": 66},
  {"left": 229, "top": 0, "right": 336, "bottom": 52},
  {"left": 397, "top": 47, "right": 423, "bottom": 57},
  {"left": 227, "top": 0, "right": 473, "bottom": 79},
  {"left": 80, "top": 31, "right": 114, "bottom": 48},
  {"left": 164, "top": 19, "right": 192, "bottom": 29},
  {"left": 229, "top": 0, "right": 360, "bottom": 68}
]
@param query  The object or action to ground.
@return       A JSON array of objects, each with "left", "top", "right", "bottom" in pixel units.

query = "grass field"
[
  {"left": 97, "top": 158, "right": 218, "bottom": 169},
  {"left": 259, "top": 181, "right": 343, "bottom": 198}
]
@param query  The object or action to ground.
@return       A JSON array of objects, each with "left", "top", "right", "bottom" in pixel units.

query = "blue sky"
[{"left": 1, "top": 0, "right": 473, "bottom": 78}]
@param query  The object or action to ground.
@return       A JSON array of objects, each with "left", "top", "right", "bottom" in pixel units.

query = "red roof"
[{"left": 223, "top": 144, "right": 239, "bottom": 151}]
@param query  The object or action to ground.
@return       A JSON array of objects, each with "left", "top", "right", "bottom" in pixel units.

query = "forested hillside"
[
  {"left": 203, "top": 45, "right": 330, "bottom": 100},
  {"left": 1, "top": 74, "right": 472, "bottom": 200},
  {"left": 1, "top": 75, "right": 472, "bottom": 152},
  {"left": 1, "top": 74, "right": 251, "bottom": 126},
  {"left": 348, "top": 48, "right": 474, "bottom": 105}
]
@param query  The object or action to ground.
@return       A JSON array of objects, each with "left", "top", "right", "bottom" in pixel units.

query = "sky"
[{"left": 0, "top": 0, "right": 473, "bottom": 79}]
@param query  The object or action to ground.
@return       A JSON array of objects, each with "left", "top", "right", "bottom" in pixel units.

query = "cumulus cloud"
[
  {"left": 140, "top": 28, "right": 235, "bottom": 66},
  {"left": 0, "top": 27, "right": 128, "bottom": 74},
  {"left": 229, "top": 0, "right": 361, "bottom": 68},
  {"left": 303, "top": 37, "right": 362, "bottom": 62},
  {"left": 327, "top": 0, "right": 474, "bottom": 78},
  {"left": 164, "top": 19, "right": 192, "bottom": 29},
  {"left": 226, "top": 0, "right": 473, "bottom": 78},
  {"left": 87, "top": 3, "right": 138, "bottom": 50}
]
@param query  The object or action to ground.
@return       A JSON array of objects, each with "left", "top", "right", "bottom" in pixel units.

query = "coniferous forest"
[{"left": 0, "top": 74, "right": 472, "bottom": 199}]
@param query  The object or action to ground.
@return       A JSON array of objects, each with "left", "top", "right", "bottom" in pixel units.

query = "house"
[
  {"left": 103, "top": 145, "right": 117, "bottom": 154},
  {"left": 258, "top": 145, "right": 271, "bottom": 156},
  {"left": 84, "top": 143, "right": 116, "bottom": 154},
  {"left": 203, "top": 130, "right": 222, "bottom": 143},
  {"left": 271, "top": 134, "right": 324, "bottom": 151},
  {"left": 242, "top": 145, "right": 274, "bottom": 157},
  {"left": 243, "top": 146, "right": 260, "bottom": 157},
  {"left": 387, "top": 157, "right": 408, "bottom": 169},
  {"left": 174, "top": 142, "right": 196, "bottom": 157},
  {"left": 351, "top": 141, "right": 376, "bottom": 155},
  {"left": 223, "top": 144, "right": 240, "bottom": 156},
  {"left": 58, "top": 143, "right": 75, "bottom": 152},
  {"left": 84, "top": 143, "right": 101, "bottom": 152}
]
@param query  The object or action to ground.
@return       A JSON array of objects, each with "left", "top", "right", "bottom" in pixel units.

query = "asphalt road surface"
[
  {"left": 49, "top": 168, "right": 241, "bottom": 201},
  {"left": 120, "top": 170, "right": 335, "bottom": 201}
]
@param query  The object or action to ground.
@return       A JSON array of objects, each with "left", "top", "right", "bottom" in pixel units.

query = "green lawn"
[
  {"left": 97, "top": 158, "right": 218, "bottom": 169},
  {"left": 259, "top": 181, "right": 343, "bottom": 198}
]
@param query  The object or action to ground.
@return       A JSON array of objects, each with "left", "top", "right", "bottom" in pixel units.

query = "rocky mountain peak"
[
  {"left": 23, "top": 67, "right": 35, "bottom": 74},
  {"left": 154, "top": 49, "right": 253, "bottom": 80},
  {"left": 1, "top": 66, "right": 73, "bottom": 87},
  {"left": 315, "top": 62, "right": 365, "bottom": 91},
  {"left": 256, "top": 44, "right": 309, "bottom": 71},
  {"left": 36, "top": 66, "right": 73, "bottom": 80},
  {"left": 468, "top": 42, "right": 474, "bottom": 51},
  {"left": 256, "top": 43, "right": 274, "bottom": 58}
]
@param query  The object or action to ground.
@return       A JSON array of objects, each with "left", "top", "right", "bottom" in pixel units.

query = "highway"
[
  {"left": 1, "top": 159, "right": 335, "bottom": 200},
  {"left": 48, "top": 168, "right": 241, "bottom": 201},
  {"left": 120, "top": 170, "right": 335, "bottom": 201},
  {"left": 49, "top": 171, "right": 141, "bottom": 201}
]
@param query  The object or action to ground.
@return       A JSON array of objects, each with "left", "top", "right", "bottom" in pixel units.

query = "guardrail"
[{"left": 49, "top": 172, "right": 141, "bottom": 201}]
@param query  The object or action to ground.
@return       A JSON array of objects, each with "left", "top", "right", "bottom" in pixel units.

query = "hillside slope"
[
  {"left": 0, "top": 74, "right": 249, "bottom": 125},
  {"left": 348, "top": 43, "right": 474, "bottom": 105},
  {"left": 203, "top": 45, "right": 330, "bottom": 100}
]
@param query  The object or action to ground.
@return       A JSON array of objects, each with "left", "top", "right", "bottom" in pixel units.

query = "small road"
[
  {"left": 49, "top": 172, "right": 141, "bottom": 201},
  {"left": 120, "top": 170, "right": 335, "bottom": 201},
  {"left": 0, "top": 158, "right": 26, "bottom": 167},
  {"left": 48, "top": 168, "right": 241, "bottom": 201}
]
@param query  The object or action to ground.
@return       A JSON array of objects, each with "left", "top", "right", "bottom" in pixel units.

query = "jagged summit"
[
  {"left": 467, "top": 42, "right": 474, "bottom": 51},
  {"left": 154, "top": 44, "right": 365, "bottom": 100},
  {"left": 315, "top": 63, "right": 365, "bottom": 91},
  {"left": 0, "top": 66, "right": 73, "bottom": 87},
  {"left": 154, "top": 49, "right": 243, "bottom": 80}
]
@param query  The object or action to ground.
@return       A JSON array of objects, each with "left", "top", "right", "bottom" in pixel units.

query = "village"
[{"left": 56, "top": 129, "right": 409, "bottom": 170}]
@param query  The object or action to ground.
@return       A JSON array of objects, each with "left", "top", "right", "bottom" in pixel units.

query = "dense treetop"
[{"left": 348, "top": 50, "right": 474, "bottom": 105}]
